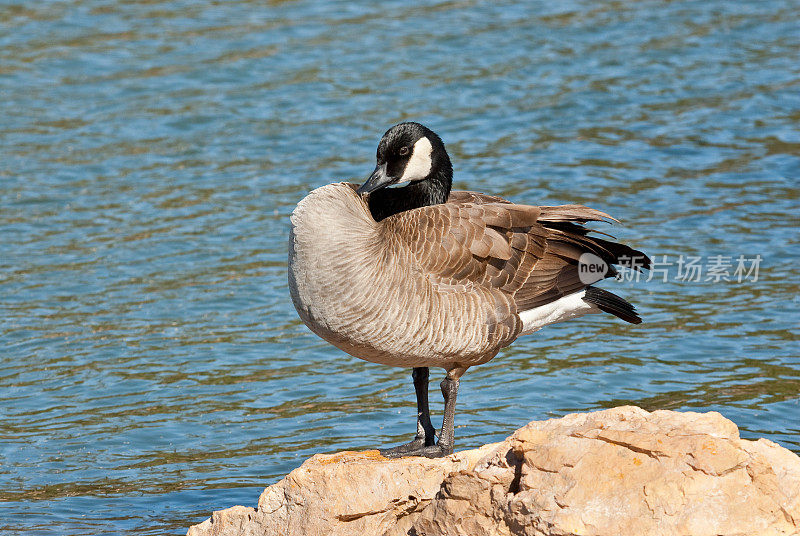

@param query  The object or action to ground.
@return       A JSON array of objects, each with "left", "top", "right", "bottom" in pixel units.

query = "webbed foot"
[{"left": 379, "top": 438, "right": 452, "bottom": 459}]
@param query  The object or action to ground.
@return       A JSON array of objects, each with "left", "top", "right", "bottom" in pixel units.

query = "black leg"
[
  {"left": 380, "top": 367, "right": 435, "bottom": 457},
  {"left": 413, "top": 367, "right": 437, "bottom": 446},
  {"left": 380, "top": 369, "right": 460, "bottom": 459},
  {"left": 437, "top": 375, "right": 459, "bottom": 455}
]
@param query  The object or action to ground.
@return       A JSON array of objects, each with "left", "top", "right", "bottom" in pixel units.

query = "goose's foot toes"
[
  {"left": 380, "top": 440, "right": 452, "bottom": 459},
  {"left": 379, "top": 437, "right": 428, "bottom": 458}
]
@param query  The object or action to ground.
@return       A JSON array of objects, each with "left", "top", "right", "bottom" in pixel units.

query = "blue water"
[{"left": 1, "top": 1, "right": 798, "bottom": 534}]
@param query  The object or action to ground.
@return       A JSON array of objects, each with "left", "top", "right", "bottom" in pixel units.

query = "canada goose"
[{"left": 289, "top": 122, "right": 649, "bottom": 458}]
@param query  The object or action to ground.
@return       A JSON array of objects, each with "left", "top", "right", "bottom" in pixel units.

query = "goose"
[{"left": 288, "top": 122, "right": 649, "bottom": 458}]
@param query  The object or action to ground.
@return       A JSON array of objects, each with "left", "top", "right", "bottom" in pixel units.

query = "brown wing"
[{"left": 384, "top": 191, "right": 649, "bottom": 328}]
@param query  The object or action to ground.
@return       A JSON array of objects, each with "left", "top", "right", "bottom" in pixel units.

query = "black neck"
[{"left": 367, "top": 163, "right": 452, "bottom": 222}]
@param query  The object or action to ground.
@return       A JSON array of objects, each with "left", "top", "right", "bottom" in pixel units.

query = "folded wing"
[{"left": 382, "top": 190, "right": 649, "bottom": 346}]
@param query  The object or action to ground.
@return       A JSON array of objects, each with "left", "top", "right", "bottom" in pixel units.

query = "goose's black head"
[{"left": 357, "top": 122, "right": 453, "bottom": 222}]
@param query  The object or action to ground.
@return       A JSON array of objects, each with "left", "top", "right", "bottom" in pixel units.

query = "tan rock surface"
[{"left": 187, "top": 406, "right": 800, "bottom": 536}]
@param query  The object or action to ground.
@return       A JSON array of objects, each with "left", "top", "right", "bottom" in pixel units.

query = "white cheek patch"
[{"left": 399, "top": 136, "right": 433, "bottom": 183}]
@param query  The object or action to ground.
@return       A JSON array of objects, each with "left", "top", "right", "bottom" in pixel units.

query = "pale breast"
[{"left": 288, "top": 182, "right": 502, "bottom": 369}]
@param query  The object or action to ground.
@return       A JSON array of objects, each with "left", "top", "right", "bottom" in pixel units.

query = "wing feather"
[{"left": 381, "top": 190, "right": 649, "bottom": 347}]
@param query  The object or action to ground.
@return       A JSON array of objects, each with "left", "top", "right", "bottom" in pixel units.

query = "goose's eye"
[{"left": 399, "top": 146, "right": 410, "bottom": 156}]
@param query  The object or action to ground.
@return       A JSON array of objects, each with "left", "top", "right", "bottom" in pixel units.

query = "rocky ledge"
[{"left": 187, "top": 406, "right": 800, "bottom": 536}]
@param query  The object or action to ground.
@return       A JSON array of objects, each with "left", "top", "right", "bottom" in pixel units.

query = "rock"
[{"left": 187, "top": 406, "right": 800, "bottom": 536}]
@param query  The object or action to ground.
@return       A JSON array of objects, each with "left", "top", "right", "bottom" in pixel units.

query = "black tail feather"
[{"left": 583, "top": 286, "right": 642, "bottom": 324}]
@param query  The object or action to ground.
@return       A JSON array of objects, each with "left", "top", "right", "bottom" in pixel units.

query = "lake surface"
[{"left": 1, "top": 0, "right": 798, "bottom": 534}]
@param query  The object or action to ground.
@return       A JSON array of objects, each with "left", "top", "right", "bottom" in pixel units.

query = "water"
[{"left": 1, "top": 0, "right": 798, "bottom": 534}]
